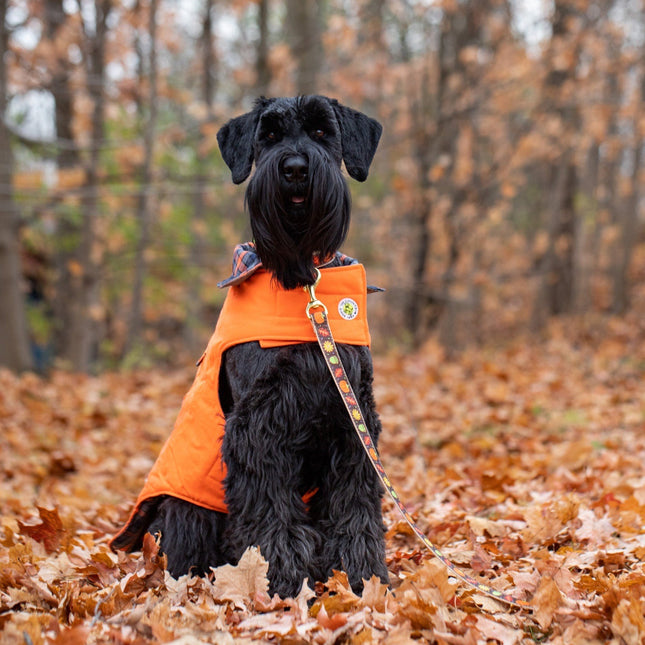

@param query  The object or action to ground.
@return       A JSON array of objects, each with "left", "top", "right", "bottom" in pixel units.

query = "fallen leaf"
[
  {"left": 17, "top": 506, "right": 64, "bottom": 553},
  {"left": 475, "top": 615, "right": 522, "bottom": 645},
  {"left": 532, "top": 575, "right": 563, "bottom": 630},
  {"left": 47, "top": 625, "right": 91, "bottom": 645},
  {"left": 360, "top": 575, "right": 393, "bottom": 612},
  {"left": 211, "top": 547, "right": 269, "bottom": 608},
  {"left": 316, "top": 602, "right": 349, "bottom": 630},
  {"left": 611, "top": 597, "right": 645, "bottom": 645}
]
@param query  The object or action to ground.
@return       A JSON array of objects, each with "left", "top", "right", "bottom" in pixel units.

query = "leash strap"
[{"left": 304, "top": 271, "right": 530, "bottom": 610}]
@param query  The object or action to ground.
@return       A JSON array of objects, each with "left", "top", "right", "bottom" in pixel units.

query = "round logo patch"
[{"left": 338, "top": 298, "right": 359, "bottom": 320}]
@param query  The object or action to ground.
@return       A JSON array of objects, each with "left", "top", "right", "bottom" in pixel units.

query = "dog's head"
[{"left": 217, "top": 96, "right": 382, "bottom": 289}]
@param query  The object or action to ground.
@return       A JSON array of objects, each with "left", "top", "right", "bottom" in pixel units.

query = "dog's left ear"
[
  {"left": 217, "top": 98, "right": 274, "bottom": 184},
  {"left": 217, "top": 113, "right": 256, "bottom": 184},
  {"left": 329, "top": 100, "right": 383, "bottom": 182}
]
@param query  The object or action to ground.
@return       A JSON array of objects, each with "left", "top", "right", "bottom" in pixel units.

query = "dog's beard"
[{"left": 246, "top": 147, "right": 351, "bottom": 290}]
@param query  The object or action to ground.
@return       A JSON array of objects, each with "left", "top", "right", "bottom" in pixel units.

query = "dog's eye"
[
  {"left": 266, "top": 131, "right": 277, "bottom": 141},
  {"left": 312, "top": 129, "right": 325, "bottom": 140}
]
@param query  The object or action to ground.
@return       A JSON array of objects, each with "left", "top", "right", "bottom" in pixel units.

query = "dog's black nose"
[{"left": 281, "top": 155, "right": 308, "bottom": 183}]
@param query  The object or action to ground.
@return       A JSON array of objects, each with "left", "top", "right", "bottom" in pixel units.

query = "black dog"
[{"left": 111, "top": 95, "right": 388, "bottom": 598}]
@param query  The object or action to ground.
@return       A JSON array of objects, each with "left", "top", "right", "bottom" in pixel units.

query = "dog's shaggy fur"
[{"left": 147, "top": 95, "right": 388, "bottom": 598}]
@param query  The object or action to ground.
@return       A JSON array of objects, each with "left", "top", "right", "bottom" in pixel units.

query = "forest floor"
[{"left": 1, "top": 313, "right": 645, "bottom": 644}]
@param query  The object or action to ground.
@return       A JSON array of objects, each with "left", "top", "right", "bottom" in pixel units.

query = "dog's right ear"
[{"left": 217, "top": 98, "right": 274, "bottom": 184}]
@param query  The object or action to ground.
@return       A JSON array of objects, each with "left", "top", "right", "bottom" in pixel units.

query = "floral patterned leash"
[{"left": 305, "top": 270, "right": 531, "bottom": 610}]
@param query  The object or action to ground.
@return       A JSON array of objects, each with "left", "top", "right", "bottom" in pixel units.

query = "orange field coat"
[{"left": 110, "top": 262, "right": 372, "bottom": 552}]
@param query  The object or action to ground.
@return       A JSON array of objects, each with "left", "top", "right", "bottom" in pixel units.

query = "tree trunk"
[
  {"left": 357, "top": 0, "right": 385, "bottom": 111},
  {"left": 404, "top": 15, "right": 438, "bottom": 342},
  {"left": 201, "top": 0, "right": 217, "bottom": 105},
  {"left": 46, "top": 0, "right": 82, "bottom": 363},
  {"left": 611, "top": 143, "right": 641, "bottom": 314},
  {"left": 406, "top": 84, "right": 434, "bottom": 343},
  {"left": 405, "top": 4, "right": 480, "bottom": 345},
  {"left": 0, "top": 0, "right": 33, "bottom": 372},
  {"left": 572, "top": 143, "right": 599, "bottom": 312},
  {"left": 126, "top": 0, "right": 158, "bottom": 356},
  {"left": 611, "top": 74, "right": 643, "bottom": 313},
  {"left": 45, "top": 0, "right": 79, "bottom": 169},
  {"left": 532, "top": 0, "right": 582, "bottom": 329},
  {"left": 61, "top": 0, "right": 111, "bottom": 371},
  {"left": 549, "top": 157, "right": 577, "bottom": 316},
  {"left": 256, "top": 0, "right": 270, "bottom": 96},
  {"left": 531, "top": 151, "right": 576, "bottom": 330},
  {"left": 184, "top": 0, "right": 217, "bottom": 354},
  {"left": 285, "top": 0, "right": 322, "bottom": 95}
]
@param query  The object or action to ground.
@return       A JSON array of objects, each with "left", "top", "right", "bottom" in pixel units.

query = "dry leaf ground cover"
[{"left": 1, "top": 315, "right": 645, "bottom": 644}]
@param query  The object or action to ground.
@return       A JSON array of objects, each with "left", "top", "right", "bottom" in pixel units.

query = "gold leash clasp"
[{"left": 304, "top": 268, "right": 328, "bottom": 319}]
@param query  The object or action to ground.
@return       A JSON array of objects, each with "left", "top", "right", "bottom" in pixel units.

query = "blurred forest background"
[{"left": 2, "top": 0, "right": 645, "bottom": 374}]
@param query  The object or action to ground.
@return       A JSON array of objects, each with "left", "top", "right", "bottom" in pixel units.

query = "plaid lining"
[
  {"left": 217, "top": 242, "right": 384, "bottom": 292},
  {"left": 217, "top": 242, "right": 263, "bottom": 288}
]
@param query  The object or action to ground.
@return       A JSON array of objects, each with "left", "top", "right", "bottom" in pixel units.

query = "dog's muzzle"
[{"left": 281, "top": 154, "right": 309, "bottom": 206}]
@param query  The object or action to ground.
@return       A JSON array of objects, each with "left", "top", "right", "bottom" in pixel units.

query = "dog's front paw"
[
  {"left": 249, "top": 523, "right": 320, "bottom": 599},
  {"left": 268, "top": 570, "right": 311, "bottom": 599},
  {"left": 346, "top": 561, "right": 391, "bottom": 595}
]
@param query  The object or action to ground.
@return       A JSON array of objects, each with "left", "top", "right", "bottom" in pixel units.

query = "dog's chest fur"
[{"left": 222, "top": 340, "right": 373, "bottom": 487}]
